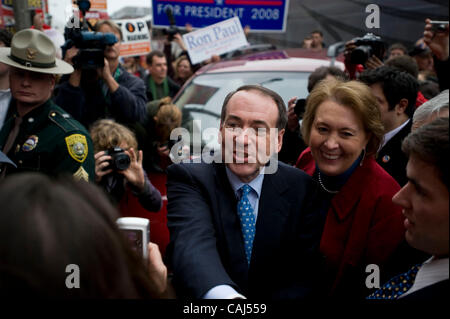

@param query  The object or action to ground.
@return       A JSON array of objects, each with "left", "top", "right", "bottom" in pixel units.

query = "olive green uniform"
[{"left": 0, "top": 99, "right": 94, "bottom": 181}]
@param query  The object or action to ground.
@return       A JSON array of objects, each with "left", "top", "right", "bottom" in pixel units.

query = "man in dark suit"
[
  {"left": 368, "top": 118, "right": 448, "bottom": 300},
  {"left": 166, "top": 85, "right": 322, "bottom": 299},
  {"left": 359, "top": 66, "right": 419, "bottom": 186}
]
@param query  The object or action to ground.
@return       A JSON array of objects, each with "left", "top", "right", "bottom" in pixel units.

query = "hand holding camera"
[
  {"left": 163, "top": 7, "right": 180, "bottom": 42},
  {"left": 365, "top": 55, "right": 384, "bottom": 70},
  {"left": 345, "top": 33, "right": 385, "bottom": 66},
  {"left": 119, "top": 148, "right": 146, "bottom": 191},
  {"left": 97, "top": 58, "right": 119, "bottom": 94},
  {"left": 94, "top": 147, "right": 146, "bottom": 191},
  {"left": 424, "top": 18, "right": 449, "bottom": 61},
  {"left": 287, "top": 97, "right": 300, "bottom": 132},
  {"left": 64, "top": 47, "right": 83, "bottom": 87},
  {"left": 115, "top": 219, "right": 173, "bottom": 299},
  {"left": 172, "top": 33, "right": 187, "bottom": 52}
]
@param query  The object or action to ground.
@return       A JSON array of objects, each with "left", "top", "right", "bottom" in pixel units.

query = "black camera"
[
  {"left": 350, "top": 33, "right": 385, "bottom": 65},
  {"left": 163, "top": 7, "right": 179, "bottom": 41},
  {"left": 430, "top": 20, "right": 449, "bottom": 32},
  {"left": 105, "top": 147, "right": 130, "bottom": 171},
  {"left": 62, "top": 0, "right": 118, "bottom": 69},
  {"left": 294, "top": 98, "right": 307, "bottom": 119},
  {"left": 62, "top": 30, "right": 117, "bottom": 69}
]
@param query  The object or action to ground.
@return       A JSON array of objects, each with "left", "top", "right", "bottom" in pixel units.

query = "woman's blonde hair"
[
  {"left": 173, "top": 55, "right": 193, "bottom": 79},
  {"left": 90, "top": 119, "right": 138, "bottom": 153},
  {"left": 301, "top": 79, "right": 384, "bottom": 156},
  {"left": 154, "top": 104, "right": 182, "bottom": 143}
]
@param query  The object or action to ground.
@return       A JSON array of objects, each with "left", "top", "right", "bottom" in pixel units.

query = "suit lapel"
[
  {"left": 251, "top": 167, "right": 291, "bottom": 266},
  {"left": 378, "top": 120, "right": 412, "bottom": 159},
  {"left": 213, "top": 163, "right": 249, "bottom": 283}
]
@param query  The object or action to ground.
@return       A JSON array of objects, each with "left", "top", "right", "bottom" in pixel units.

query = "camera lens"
[
  {"left": 351, "top": 45, "right": 372, "bottom": 65},
  {"left": 294, "top": 99, "right": 306, "bottom": 118},
  {"left": 114, "top": 154, "right": 131, "bottom": 171}
]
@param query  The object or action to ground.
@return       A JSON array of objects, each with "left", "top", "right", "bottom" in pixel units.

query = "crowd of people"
[{"left": 0, "top": 16, "right": 448, "bottom": 301}]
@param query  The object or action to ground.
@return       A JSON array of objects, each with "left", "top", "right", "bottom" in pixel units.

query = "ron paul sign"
[
  {"left": 152, "top": 0, "right": 289, "bottom": 32},
  {"left": 183, "top": 16, "right": 248, "bottom": 64}
]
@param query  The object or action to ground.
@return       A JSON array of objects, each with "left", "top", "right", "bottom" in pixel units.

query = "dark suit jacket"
[
  {"left": 166, "top": 161, "right": 323, "bottom": 299},
  {"left": 400, "top": 279, "right": 449, "bottom": 301},
  {"left": 377, "top": 120, "right": 412, "bottom": 186}
]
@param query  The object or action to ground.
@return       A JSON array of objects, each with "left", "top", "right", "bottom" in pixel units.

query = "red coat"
[
  {"left": 119, "top": 172, "right": 170, "bottom": 258},
  {"left": 296, "top": 148, "right": 405, "bottom": 296}
]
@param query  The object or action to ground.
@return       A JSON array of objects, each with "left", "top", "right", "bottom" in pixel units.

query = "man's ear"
[
  {"left": 276, "top": 128, "right": 285, "bottom": 153},
  {"left": 396, "top": 98, "right": 409, "bottom": 115},
  {"left": 218, "top": 121, "right": 224, "bottom": 145},
  {"left": 49, "top": 75, "right": 56, "bottom": 90}
]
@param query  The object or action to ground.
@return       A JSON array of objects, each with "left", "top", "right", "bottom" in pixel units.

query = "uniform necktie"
[
  {"left": 367, "top": 264, "right": 421, "bottom": 299},
  {"left": 237, "top": 184, "right": 256, "bottom": 265},
  {"left": 2, "top": 116, "right": 22, "bottom": 155}
]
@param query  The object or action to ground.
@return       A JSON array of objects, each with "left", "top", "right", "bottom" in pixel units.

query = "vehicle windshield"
[{"left": 174, "top": 71, "right": 310, "bottom": 154}]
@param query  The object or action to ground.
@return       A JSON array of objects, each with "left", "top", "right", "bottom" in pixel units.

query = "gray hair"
[{"left": 412, "top": 89, "right": 449, "bottom": 130}]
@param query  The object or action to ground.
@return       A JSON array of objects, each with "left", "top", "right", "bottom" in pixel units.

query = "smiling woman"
[{"left": 296, "top": 79, "right": 407, "bottom": 299}]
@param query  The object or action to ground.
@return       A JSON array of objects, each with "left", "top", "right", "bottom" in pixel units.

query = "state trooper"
[{"left": 0, "top": 29, "right": 94, "bottom": 181}]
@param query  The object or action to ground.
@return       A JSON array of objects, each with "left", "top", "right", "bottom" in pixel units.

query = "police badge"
[
  {"left": 65, "top": 134, "right": 88, "bottom": 163},
  {"left": 22, "top": 135, "right": 39, "bottom": 152}
]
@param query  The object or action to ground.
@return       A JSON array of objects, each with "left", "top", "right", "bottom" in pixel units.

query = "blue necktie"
[
  {"left": 367, "top": 264, "right": 421, "bottom": 299},
  {"left": 237, "top": 184, "right": 256, "bottom": 265}
]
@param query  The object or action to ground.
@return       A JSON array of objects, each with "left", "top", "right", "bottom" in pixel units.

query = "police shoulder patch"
[{"left": 65, "top": 134, "right": 88, "bottom": 163}]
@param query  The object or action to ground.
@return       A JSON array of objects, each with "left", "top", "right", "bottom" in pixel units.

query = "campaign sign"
[
  {"left": 89, "top": 0, "right": 107, "bottom": 11},
  {"left": 183, "top": 16, "right": 249, "bottom": 64},
  {"left": 1, "top": 0, "right": 44, "bottom": 28},
  {"left": 115, "top": 19, "right": 152, "bottom": 57},
  {"left": 152, "top": 0, "right": 289, "bottom": 33}
]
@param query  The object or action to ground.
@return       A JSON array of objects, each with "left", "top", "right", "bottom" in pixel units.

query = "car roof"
[
  {"left": 196, "top": 48, "right": 346, "bottom": 75},
  {"left": 199, "top": 56, "right": 345, "bottom": 74}
]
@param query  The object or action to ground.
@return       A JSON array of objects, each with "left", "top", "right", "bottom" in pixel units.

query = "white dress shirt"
[
  {"left": 380, "top": 119, "right": 410, "bottom": 150},
  {"left": 400, "top": 256, "right": 449, "bottom": 298},
  {"left": 0, "top": 89, "right": 11, "bottom": 129}
]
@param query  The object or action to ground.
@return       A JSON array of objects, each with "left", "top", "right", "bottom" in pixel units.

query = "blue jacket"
[{"left": 54, "top": 64, "right": 147, "bottom": 128}]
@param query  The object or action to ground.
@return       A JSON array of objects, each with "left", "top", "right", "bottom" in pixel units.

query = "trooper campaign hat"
[{"left": 0, "top": 28, "right": 73, "bottom": 75}]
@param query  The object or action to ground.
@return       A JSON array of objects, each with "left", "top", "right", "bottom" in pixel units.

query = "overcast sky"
[{"left": 106, "top": 0, "right": 151, "bottom": 16}]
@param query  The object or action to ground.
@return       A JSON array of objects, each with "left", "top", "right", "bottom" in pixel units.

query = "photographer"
[
  {"left": 423, "top": 18, "right": 449, "bottom": 91},
  {"left": 90, "top": 119, "right": 162, "bottom": 213},
  {"left": 343, "top": 33, "right": 386, "bottom": 79},
  {"left": 54, "top": 20, "right": 147, "bottom": 129}
]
